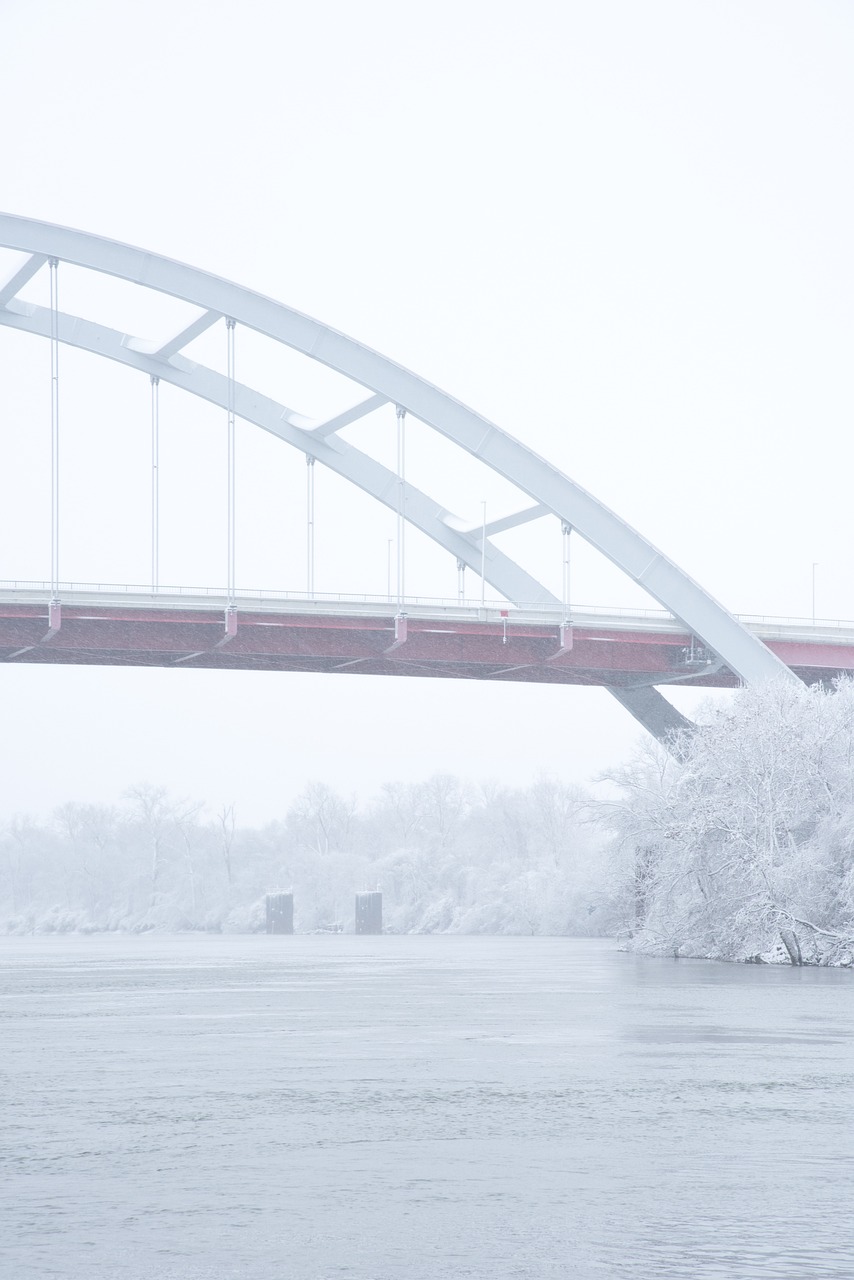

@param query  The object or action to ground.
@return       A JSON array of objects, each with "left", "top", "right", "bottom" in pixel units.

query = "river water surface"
[{"left": 2, "top": 935, "right": 852, "bottom": 1279}]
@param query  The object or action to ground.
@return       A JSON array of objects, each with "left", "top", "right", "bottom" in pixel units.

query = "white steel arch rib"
[
  {"left": 0, "top": 214, "right": 796, "bottom": 734},
  {"left": 0, "top": 298, "right": 701, "bottom": 740},
  {"left": 0, "top": 299, "right": 552, "bottom": 605}
]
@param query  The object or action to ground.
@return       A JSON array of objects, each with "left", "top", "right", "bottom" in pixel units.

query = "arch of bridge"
[{"left": 0, "top": 214, "right": 795, "bottom": 733}]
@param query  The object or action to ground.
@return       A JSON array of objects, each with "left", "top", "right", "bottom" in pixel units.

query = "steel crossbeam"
[{"left": 0, "top": 214, "right": 802, "bottom": 741}]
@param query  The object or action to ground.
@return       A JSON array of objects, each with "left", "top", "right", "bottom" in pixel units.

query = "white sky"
[{"left": 1, "top": 0, "right": 853, "bottom": 822}]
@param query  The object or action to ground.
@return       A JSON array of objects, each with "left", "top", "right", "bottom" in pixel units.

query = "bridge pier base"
[
  {"left": 266, "top": 892, "right": 294, "bottom": 934},
  {"left": 355, "top": 891, "right": 382, "bottom": 934}
]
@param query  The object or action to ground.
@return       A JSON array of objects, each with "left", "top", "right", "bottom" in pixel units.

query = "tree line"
[
  {"left": 7, "top": 679, "right": 854, "bottom": 964},
  {"left": 1, "top": 774, "right": 610, "bottom": 937}
]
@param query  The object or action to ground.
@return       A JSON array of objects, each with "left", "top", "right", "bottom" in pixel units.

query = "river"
[{"left": 2, "top": 935, "right": 852, "bottom": 1279}]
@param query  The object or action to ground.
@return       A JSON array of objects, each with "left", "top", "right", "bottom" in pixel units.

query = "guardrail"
[
  {"left": 0, "top": 579, "right": 674, "bottom": 620},
  {"left": 1, "top": 580, "right": 853, "bottom": 632}
]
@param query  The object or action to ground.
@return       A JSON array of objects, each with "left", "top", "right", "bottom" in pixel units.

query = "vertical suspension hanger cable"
[
  {"left": 49, "top": 258, "right": 60, "bottom": 601},
  {"left": 150, "top": 375, "right": 160, "bottom": 592},
  {"left": 306, "top": 456, "right": 315, "bottom": 597},
  {"left": 480, "top": 501, "right": 487, "bottom": 608},
  {"left": 561, "top": 522, "right": 573, "bottom": 648},
  {"left": 562, "top": 522, "right": 572, "bottom": 623},
  {"left": 396, "top": 406, "right": 406, "bottom": 612},
  {"left": 226, "top": 319, "right": 236, "bottom": 609}
]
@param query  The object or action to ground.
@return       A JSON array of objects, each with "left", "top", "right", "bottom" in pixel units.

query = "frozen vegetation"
[
  {"left": 0, "top": 775, "right": 609, "bottom": 938},
  {"left": 604, "top": 679, "right": 854, "bottom": 966},
  {"left": 6, "top": 681, "right": 854, "bottom": 964}
]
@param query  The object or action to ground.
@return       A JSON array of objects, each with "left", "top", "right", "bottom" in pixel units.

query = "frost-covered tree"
[{"left": 601, "top": 679, "right": 854, "bottom": 965}]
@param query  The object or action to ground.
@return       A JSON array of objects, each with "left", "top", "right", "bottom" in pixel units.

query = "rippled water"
[{"left": 2, "top": 935, "right": 852, "bottom": 1279}]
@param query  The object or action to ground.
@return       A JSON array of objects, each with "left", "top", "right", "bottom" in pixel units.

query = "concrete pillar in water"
[
  {"left": 266, "top": 891, "right": 294, "bottom": 934},
  {"left": 355, "top": 891, "right": 382, "bottom": 935}
]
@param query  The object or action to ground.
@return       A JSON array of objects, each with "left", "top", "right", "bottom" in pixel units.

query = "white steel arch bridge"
[{"left": 0, "top": 214, "right": 801, "bottom": 740}]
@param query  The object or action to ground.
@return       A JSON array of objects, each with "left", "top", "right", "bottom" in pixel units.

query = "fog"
[
  {"left": 3, "top": 5, "right": 854, "bottom": 1277},
  {"left": 2, "top": 1, "right": 854, "bottom": 817}
]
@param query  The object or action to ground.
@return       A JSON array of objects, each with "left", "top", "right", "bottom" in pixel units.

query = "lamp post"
[{"left": 812, "top": 562, "right": 818, "bottom": 625}]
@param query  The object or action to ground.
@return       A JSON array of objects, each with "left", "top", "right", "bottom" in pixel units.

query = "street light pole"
[{"left": 812, "top": 562, "right": 818, "bottom": 625}]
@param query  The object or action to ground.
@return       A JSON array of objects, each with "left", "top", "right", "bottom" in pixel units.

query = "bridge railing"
[
  {"left": 0, "top": 578, "right": 676, "bottom": 621},
  {"left": 1, "top": 580, "right": 853, "bottom": 635}
]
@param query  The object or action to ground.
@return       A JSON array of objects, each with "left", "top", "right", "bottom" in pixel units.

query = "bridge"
[
  {"left": 0, "top": 214, "right": 842, "bottom": 741},
  {"left": 3, "top": 582, "right": 853, "bottom": 727}
]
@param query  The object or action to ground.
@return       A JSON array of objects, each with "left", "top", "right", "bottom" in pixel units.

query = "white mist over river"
[{"left": 3, "top": 935, "right": 853, "bottom": 1279}]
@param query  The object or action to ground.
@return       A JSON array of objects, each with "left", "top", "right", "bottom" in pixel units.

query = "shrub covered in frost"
[{"left": 602, "top": 679, "right": 854, "bottom": 965}]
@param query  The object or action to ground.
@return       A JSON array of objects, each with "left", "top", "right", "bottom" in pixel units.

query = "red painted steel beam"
[
  {"left": 0, "top": 603, "right": 852, "bottom": 688},
  {"left": 765, "top": 639, "right": 854, "bottom": 670}
]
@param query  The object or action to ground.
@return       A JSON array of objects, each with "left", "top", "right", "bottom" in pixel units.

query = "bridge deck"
[{"left": 1, "top": 589, "right": 853, "bottom": 688}]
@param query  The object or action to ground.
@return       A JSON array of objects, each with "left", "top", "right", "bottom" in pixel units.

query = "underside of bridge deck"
[{"left": 1, "top": 603, "right": 849, "bottom": 690}]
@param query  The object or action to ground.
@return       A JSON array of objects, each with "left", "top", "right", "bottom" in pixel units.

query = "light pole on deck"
[{"left": 812, "top": 562, "right": 818, "bottom": 626}]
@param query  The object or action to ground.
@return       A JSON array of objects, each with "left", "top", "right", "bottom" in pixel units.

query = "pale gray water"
[{"left": 1, "top": 935, "right": 852, "bottom": 1280}]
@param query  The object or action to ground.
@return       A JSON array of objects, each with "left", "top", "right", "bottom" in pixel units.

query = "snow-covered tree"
[{"left": 601, "top": 679, "right": 854, "bottom": 965}]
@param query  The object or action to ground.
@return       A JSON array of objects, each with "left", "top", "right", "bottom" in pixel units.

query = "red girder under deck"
[{"left": 1, "top": 602, "right": 852, "bottom": 687}]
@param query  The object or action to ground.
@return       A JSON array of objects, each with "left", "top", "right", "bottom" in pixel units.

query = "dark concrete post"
[
  {"left": 355, "top": 891, "right": 382, "bottom": 935},
  {"left": 266, "top": 891, "right": 294, "bottom": 934}
]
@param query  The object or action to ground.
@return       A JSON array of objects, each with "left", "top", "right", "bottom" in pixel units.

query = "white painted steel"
[
  {"left": 562, "top": 524, "right": 571, "bottom": 627},
  {"left": 48, "top": 259, "right": 60, "bottom": 600},
  {"left": 311, "top": 393, "right": 388, "bottom": 438},
  {"left": 0, "top": 300, "right": 553, "bottom": 606},
  {"left": 0, "top": 252, "right": 46, "bottom": 307},
  {"left": 226, "top": 319, "right": 236, "bottom": 607},
  {"left": 396, "top": 406, "right": 406, "bottom": 609},
  {"left": 150, "top": 375, "right": 159, "bottom": 590},
  {"left": 306, "top": 456, "right": 315, "bottom": 597},
  {"left": 476, "top": 504, "right": 548, "bottom": 537},
  {"left": 0, "top": 213, "right": 795, "bottom": 693},
  {"left": 153, "top": 308, "right": 220, "bottom": 360}
]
